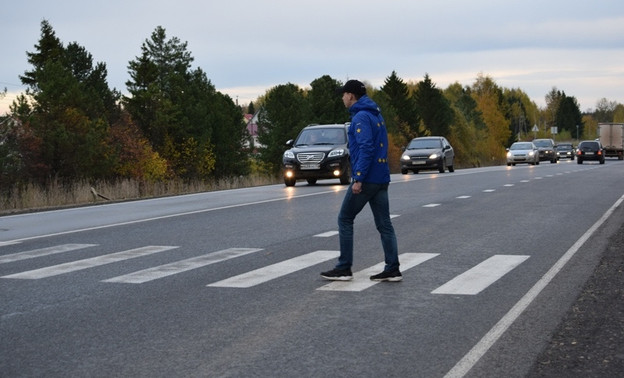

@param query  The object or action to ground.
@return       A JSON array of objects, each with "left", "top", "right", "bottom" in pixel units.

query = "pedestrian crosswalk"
[{"left": 0, "top": 243, "right": 530, "bottom": 295}]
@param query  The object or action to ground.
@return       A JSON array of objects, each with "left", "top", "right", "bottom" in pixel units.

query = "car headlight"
[
  {"left": 528, "top": 151, "right": 535, "bottom": 156},
  {"left": 506, "top": 151, "right": 512, "bottom": 157},
  {"left": 429, "top": 153, "right": 439, "bottom": 159},
  {"left": 401, "top": 155, "right": 411, "bottom": 161},
  {"left": 328, "top": 149, "right": 345, "bottom": 157},
  {"left": 283, "top": 151, "right": 295, "bottom": 159}
]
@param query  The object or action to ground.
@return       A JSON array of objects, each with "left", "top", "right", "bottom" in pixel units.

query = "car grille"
[{"left": 297, "top": 152, "right": 325, "bottom": 163}]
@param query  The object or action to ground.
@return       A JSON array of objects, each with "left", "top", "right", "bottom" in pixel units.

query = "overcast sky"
[{"left": 1, "top": 0, "right": 623, "bottom": 114}]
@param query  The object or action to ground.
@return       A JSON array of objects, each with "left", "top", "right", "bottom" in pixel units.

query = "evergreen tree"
[
  {"left": 308, "top": 75, "right": 347, "bottom": 124},
  {"left": 413, "top": 74, "right": 452, "bottom": 137},
  {"left": 380, "top": 71, "right": 420, "bottom": 141},
  {"left": 14, "top": 20, "right": 120, "bottom": 182},
  {"left": 257, "top": 83, "right": 307, "bottom": 173}
]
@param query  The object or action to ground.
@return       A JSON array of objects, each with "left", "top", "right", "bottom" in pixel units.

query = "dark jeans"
[{"left": 336, "top": 182, "right": 399, "bottom": 271}]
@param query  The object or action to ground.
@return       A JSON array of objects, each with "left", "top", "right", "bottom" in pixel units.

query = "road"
[{"left": 1, "top": 160, "right": 623, "bottom": 377}]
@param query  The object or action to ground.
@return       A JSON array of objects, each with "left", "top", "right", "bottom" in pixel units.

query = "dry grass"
[{"left": 0, "top": 175, "right": 280, "bottom": 215}]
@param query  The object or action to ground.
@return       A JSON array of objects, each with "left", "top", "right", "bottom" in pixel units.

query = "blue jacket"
[{"left": 348, "top": 95, "right": 391, "bottom": 184}]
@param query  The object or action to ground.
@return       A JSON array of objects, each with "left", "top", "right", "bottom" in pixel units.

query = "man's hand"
[{"left": 352, "top": 181, "right": 362, "bottom": 194}]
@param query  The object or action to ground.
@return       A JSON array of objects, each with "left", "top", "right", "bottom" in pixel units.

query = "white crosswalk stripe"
[
  {"left": 1, "top": 243, "right": 532, "bottom": 295},
  {"left": 0, "top": 244, "right": 97, "bottom": 264},
  {"left": 208, "top": 250, "right": 338, "bottom": 288},
  {"left": 317, "top": 253, "right": 439, "bottom": 292},
  {"left": 1, "top": 246, "right": 177, "bottom": 279},
  {"left": 431, "top": 255, "right": 530, "bottom": 295},
  {"left": 103, "top": 248, "right": 263, "bottom": 284}
]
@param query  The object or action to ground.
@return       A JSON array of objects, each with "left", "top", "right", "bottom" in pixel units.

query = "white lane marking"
[
  {"left": 431, "top": 255, "right": 530, "bottom": 295},
  {"left": 504, "top": 184, "right": 514, "bottom": 187},
  {"left": 0, "top": 244, "right": 97, "bottom": 264},
  {"left": 0, "top": 241, "right": 21, "bottom": 247},
  {"left": 520, "top": 180, "right": 530, "bottom": 183},
  {"left": 457, "top": 196, "right": 471, "bottom": 199},
  {"left": 1, "top": 246, "right": 177, "bottom": 279},
  {"left": 423, "top": 203, "right": 441, "bottom": 208},
  {"left": 207, "top": 250, "right": 338, "bottom": 288},
  {"left": 3, "top": 189, "right": 347, "bottom": 243},
  {"left": 390, "top": 214, "right": 401, "bottom": 219},
  {"left": 318, "top": 253, "right": 439, "bottom": 292},
  {"left": 483, "top": 189, "right": 496, "bottom": 192},
  {"left": 103, "top": 248, "right": 263, "bottom": 284},
  {"left": 315, "top": 231, "right": 339, "bottom": 237},
  {"left": 444, "top": 193, "right": 624, "bottom": 378}
]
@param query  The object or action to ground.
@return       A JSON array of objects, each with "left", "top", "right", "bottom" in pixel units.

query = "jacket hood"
[{"left": 349, "top": 95, "right": 381, "bottom": 117}]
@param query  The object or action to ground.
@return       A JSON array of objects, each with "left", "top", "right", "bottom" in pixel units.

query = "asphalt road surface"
[{"left": 1, "top": 160, "right": 623, "bottom": 377}]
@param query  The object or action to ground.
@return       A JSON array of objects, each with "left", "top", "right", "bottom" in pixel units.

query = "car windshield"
[
  {"left": 558, "top": 145, "right": 572, "bottom": 150},
  {"left": 533, "top": 140, "right": 551, "bottom": 147},
  {"left": 510, "top": 143, "right": 533, "bottom": 150},
  {"left": 295, "top": 128, "right": 345, "bottom": 146},
  {"left": 580, "top": 142, "right": 599, "bottom": 149},
  {"left": 407, "top": 139, "right": 442, "bottom": 149}
]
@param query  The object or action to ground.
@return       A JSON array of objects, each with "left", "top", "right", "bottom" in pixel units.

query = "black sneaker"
[
  {"left": 370, "top": 269, "right": 402, "bottom": 282},
  {"left": 320, "top": 268, "right": 353, "bottom": 281}
]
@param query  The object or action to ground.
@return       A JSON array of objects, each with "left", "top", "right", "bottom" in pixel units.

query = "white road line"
[
  {"left": 444, "top": 193, "right": 624, "bottom": 378},
  {"left": 318, "top": 253, "right": 439, "bottom": 292},
  {"left": 314, "top": 231, "right": 339, "bottom": 238},
  {"left": 423, "top": 203, "right": 441, "bottom": 207},
  {"left": 207, "top": 250, "right": 338, "bottom": 288},
  {"left": 1, "top": 246, "right": 177, "bottom": 279},
  {"left": 0, "top": 241, "right": 21, "bottom": 247},
  {"left": 103, "top": 248, "right": 263, "bottom": 284},
  {"left": 432, "top": 255, "right": 530, "bottom": 295},
  {"left": 483, "top": 189, "right": 496, "bottom": 192},
  {"left": 0, "top": 244, "right": 97, "bottom": 264},
  {"left": 457, "top": 196, "right": 471, "bottom": 199}
]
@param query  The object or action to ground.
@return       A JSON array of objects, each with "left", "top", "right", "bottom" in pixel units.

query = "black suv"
[
  {"left": 282, "top": 124, "right": 350, "bottom": 186},
  {"left": 533, "top": 138, "right": 558, "bottom": 163},
  {"left": 576, "top": 140, "right": 605, "bottom": 164}
]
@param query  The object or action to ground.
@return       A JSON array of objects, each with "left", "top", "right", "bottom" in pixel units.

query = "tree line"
[{"left": 1, "top": 20, "right": 623, "bottom": 195}]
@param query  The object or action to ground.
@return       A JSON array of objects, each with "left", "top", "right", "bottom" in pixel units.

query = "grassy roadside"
[{"left": 0, "top": 175, "right": 281, "bottom": 215}]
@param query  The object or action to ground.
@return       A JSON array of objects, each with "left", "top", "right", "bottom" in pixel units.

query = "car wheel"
[
  {"left": 414, "top": 170, "right": 419, "bottom": 174},
  {"left": 507, "top": 163, "right": 511, "bottom": 166},
  {"left": 284, "top": 177, "right": 296, "bottom": 186},
  {"left": 600, "top": 159, "right": 605, "bottom": 164},
  {"left": 339, "top": 165, "right": 351, "bottom": 185},
  {"left": 577, "top": 159, "right": 583, "bottom": 164},
  {"left": 306, "top": 178, "right": 317, "bottom": 185},
  {"left": 551, "top": 159, "right": 557, "bottom": 163},
  {"left": 401, "top": 169, "right": 408, "bottom": 174},
  {"left": 438, "top": 161, "right": 445, "bottom": 173},
  {"left": 448, "top": 164, "right": 454, "bottom": 172},
  {"left": 536, "top": 160, "right": 540, "bottom": 165}
]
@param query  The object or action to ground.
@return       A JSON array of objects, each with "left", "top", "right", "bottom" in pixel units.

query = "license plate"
[
  {"left": 412, "top": 161, "right": 426, "bottom": 165},
  {"left": 301, "top": 163, "right": 320, "bottom": 170},
  {"left": 585, "top": 152, "right": 594, "bottom": 155}
]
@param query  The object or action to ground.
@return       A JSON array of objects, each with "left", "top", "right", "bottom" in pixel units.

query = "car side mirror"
[{"left": 286, "top": 139, "right": 293, "bottom": 146}]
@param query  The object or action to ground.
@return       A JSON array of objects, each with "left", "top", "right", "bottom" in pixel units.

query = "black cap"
[{"left": 337, "top": 79, "right": 366, "bottom": 96}]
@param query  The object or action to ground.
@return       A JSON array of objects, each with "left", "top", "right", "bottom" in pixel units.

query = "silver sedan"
[{"left": 506, "top": 142, "right": 539, "bottom": 166}]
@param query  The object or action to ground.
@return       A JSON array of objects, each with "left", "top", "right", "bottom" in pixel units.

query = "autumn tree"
[{"left": 471, "top": 74, "right": 511, "bottom": 163}]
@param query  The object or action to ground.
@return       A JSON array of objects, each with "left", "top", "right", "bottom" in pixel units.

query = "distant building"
[{"left": 244, "top": 111, "right": 263, "bottom": 151}]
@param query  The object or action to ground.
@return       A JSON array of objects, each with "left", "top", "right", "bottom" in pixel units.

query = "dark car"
[
  {"left": 282, "top": 124, "right": 350, "bottom": 186},
  {"left": 400, "top": 136, "right": 455, "bottom": 174},
  {"left": 533, "top": 138, "right": 558, "bottom": 163},
  {"left": 576, "top": 140, "right": 605, "bottom": 164},
  {"left": 556, "top": 143, "right": 575, "bottom": 160}
]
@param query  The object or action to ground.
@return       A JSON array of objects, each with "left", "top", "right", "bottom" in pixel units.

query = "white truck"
[{"left": 598, "top": 123, "right": 624, "bottom": 160}]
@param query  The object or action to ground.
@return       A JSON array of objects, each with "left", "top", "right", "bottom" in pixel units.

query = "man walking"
[{"left": 321, "top": 80, "right": 401, "bottom": 282}]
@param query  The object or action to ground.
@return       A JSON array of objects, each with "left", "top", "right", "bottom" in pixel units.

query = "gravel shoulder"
[{"left": 527, "top": 218, "right": 624, "bottom": 377}]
